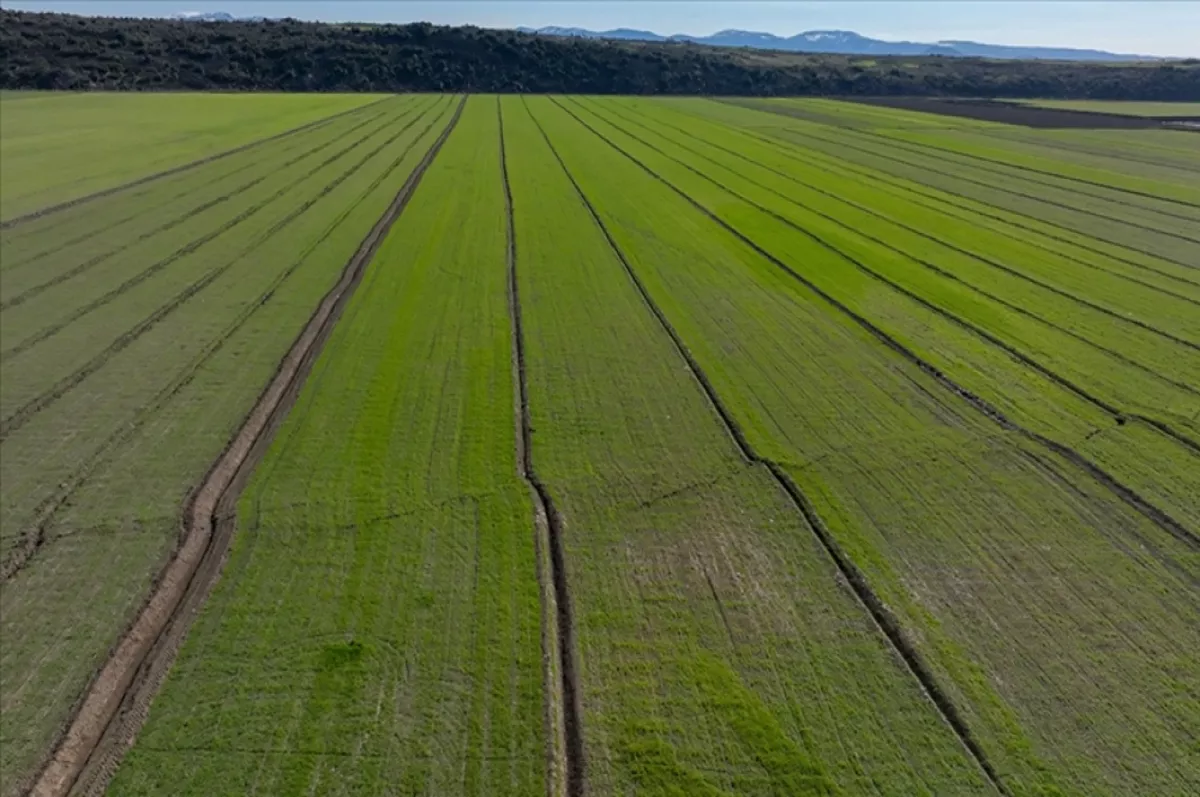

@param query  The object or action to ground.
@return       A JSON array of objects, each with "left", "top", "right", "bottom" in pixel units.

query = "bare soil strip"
[
  {"left": 498, "top": 98, "right": 584, "bottom": 797},
  {"left": 554, "top": 98, "right": 1200, "bottom": 552},
  {"left": 587, "top": 100, "right": 1200, "bottom": 454},
  {"left": 530, "top": 97, "right": 1011, "bottom": 795},
  {"left": 0, "top": 96, "right": 396, "bottom": 230},
  {"left": 25, "top": 95, "right": 467, "bottom": 797}
]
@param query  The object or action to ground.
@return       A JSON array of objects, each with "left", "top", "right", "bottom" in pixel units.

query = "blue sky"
[{"left": 6, "top": 1, "right": 1199, "bottom": 57}]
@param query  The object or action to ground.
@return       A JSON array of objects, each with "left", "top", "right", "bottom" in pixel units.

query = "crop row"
[
  {"left": 530, "top": 95, "right": 1199, "bottom": 795},
  {"left": 504, "top": 95, "right": 998, "bottom": 795},
  {"left": 0, "top": 92, "right": 386, "bottom": 223},
  {"left": 716, "top": 98, "right": 1200, "bottom": 267},
  {"left": 570, "top": 97, "right": 1200, "bottom": 533},
  {"left": 0, "top": 94, "right": 456, "bottom": 794},
  {"left": 107, "top": 95, "right": 547, "bottom": 797}
]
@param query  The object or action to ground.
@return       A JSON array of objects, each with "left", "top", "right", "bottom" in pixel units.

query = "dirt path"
[
  {"left": 25, "top": 95, "right": 467, "bottom": 797},
  {"left": 0, "top": 96, "right": 395, "bottom": 230},
  {"left": 498, "top": 97, "right": 583, "bottom": 797}
]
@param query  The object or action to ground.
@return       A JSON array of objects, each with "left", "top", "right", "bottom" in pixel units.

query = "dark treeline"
[{"left": 2, "top": 10, "right": 1198, "bottom": 99}]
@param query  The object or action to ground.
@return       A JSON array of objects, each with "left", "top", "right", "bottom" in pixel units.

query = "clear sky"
[{"left": 5, "top": 1, "right": 1199, "bottom": 57}]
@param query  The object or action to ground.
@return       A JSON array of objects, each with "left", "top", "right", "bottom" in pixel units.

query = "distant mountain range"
[
  {"left": 515, "top": 27, "right": 1158, "bottom": 62},
  {"left": 171, "top": 14, "right": 1156, "bottom": 62}
]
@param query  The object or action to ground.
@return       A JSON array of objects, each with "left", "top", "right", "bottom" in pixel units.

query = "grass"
[
  {"left": 0, "top": 91, "right": 388, "bottom": 222},
  {"left": 1013, "top": 99, "right": 1200, "bottom": 117},
  {"left": 0, "top": 94, "right": 456, "bottom": 794},
  {"left": 3, "top": 90, "right": 1198, "bottom": 797}
]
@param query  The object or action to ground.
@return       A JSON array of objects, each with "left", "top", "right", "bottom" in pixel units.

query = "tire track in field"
[
  {"left": 0, "top": 100, "right": 448, "bottom": 444},
  {"left": 770, "top": 124, "right": 1200, "bottom": 249},
  {"left": 863, "top": 128, "right": 1200, "bottom": 216},
  {"left": 527, "top": 96, "right": 1010, "bottom": 796},
  {"left": 586, "top": 102, "right": 1200, "bottom": 419},
  {"left": 0, "top": 105, "right": 445, "bottom": 586},
  {"left": 498, "top": 98, "right": 578, "bottom": 797},
  {"left": 26, "top": 96, "right": 467, "bottom": 797},
  {"left": 551, "top": 98, "right": 1200, "bottom": 551},
  {"left": 621, "top": 103, "right": 1200, "bottom": 307},
  {"left": 732, "top": 119, "right": 1200, "bottom": 286},
  {"left": 0, "top": 101, "right": 418, "bottom": 362},
  {"left": 0, "top": 99, "right": 410, "bottom": 310},
  {"left": 578, "top": 98, "right": 1200, "bottom": 457},
  {"left": 0, "top": 96, "right": 395, "bottom": 230}
]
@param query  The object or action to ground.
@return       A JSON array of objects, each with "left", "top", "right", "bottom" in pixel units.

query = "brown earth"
[{"left": 26, "top": 95, "right": 467, "bottom": 797}]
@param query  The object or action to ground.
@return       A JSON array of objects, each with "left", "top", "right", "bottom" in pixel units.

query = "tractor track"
[
  {"left": 24, "top": 95, "right": 466, "bottom": 797},
  {"left": 0, "top": 98, "right": 447, "bottom": 444},
  {"left": 0, "top": 95, "right": 395, "bottom": 231},
  {"left": 500, "top": 98, "right": 583, "bottom": 797},
  {"left": 531, "top": 96, "right": 1011, "bottom": 796},
  {"left": 0, "top": 100, "right": 409, "bottom": 311},
  {"left": 0, "top": 104, "right": 439, "bottom": 587},
  {"left": 554, "top": 97, "right": 1199, "bottom": 551},
  {"left": 0, "top": 100, "right": 421, "bottom": 364},
  {"left": 583, "top": 99, "right": 1200, "bottom": 454}
]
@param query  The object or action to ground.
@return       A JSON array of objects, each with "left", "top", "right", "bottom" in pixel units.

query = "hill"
[
  {"left": 517, "top": 26, "right": 1158, "bottom": 62},
  {"left": 2, "top": 10, "right": 1198, "bottom": 98}
]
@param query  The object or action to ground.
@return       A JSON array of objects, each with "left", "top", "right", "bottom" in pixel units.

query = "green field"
[
  {"left": 1, "top": 93, "right": 1197, "bottom": 797},
  {"left": 1014, "top": 98, "right": 1200, "bottom": 117}
]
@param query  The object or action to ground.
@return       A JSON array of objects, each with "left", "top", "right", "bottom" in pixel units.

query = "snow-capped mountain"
[{"left": 517, "top": 26, "right": 1154, "bottom": 61}]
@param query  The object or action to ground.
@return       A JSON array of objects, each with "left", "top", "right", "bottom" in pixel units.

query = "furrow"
[
  {"left": 26, "top": 95, "right": 467, "bottom": 797},
  {"left": 0, "top": 99, "right": 408, "bottom": 311},
  {"left": 0, "top": 98, "right": 447, "bottom": 443},
  {"left": 609, "top": 101, "right": 1200, "bottom": 316},
  {"left": 499, "top": 98, "right": 584, "bottom": 797},
  {"left": 0, "top": 95, "right": 395, "bottom": 230},
  {"left": 974, "top": 129, "right": 1200, "bottom": 177},
  {"left": 862, "top": 127, "right": 1200, "bottom": 215},
  {"left": 0, "top": 104, "right": 439, "bottom": 586},
  {"left": 699, "top": 103, "right": 1200, "bottom": 280},
  {"left": 723, "top": 107, "right": 1200, "bottom": 258},
  {"left": 0, "top": 99, "right": 420, "bottom": 363},
  {"left": 552, "top": 97, "right": 1200, "bottom": 552},
  {"left": 783, "top": 124, "right": 1200, "bottom": 248},
  {"left": 581, "top": 99, "right": 1200, "bottom": 452},
  {"left": 773, "top": 132, "right": 1200, "bottom": 286},
  {"left": 531, "top": 96, "right": 1010, "bottom": 796}
]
